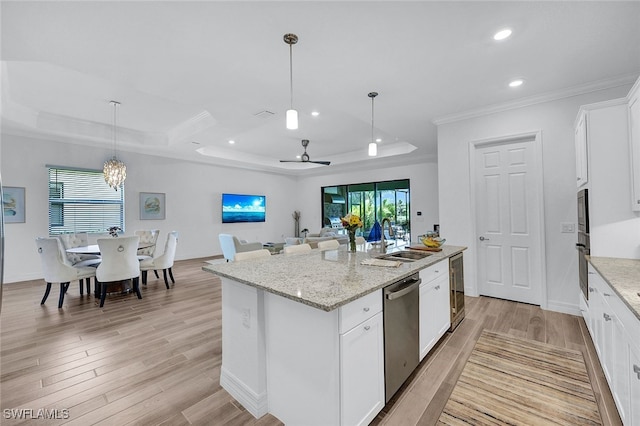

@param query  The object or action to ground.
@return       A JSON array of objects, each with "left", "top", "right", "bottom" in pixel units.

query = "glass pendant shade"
[
  {"left": 104, "top": 157, "right": 127, "bottom": 190},
  {"left": 368, "top": 142, "right": 377, "bottom": 157},
  {"left": 286, "top": 109, "right": 298, "bottom": 130}
]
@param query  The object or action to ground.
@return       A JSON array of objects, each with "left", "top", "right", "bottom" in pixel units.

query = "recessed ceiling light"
[
  {"left": 376, "top": 138, "right": 382, "bottom": 143},
  {"left": 509, "top": 79, "right": 524, "bottom": 88},
  {"left": 228, "top": 140, "right": 235, "bottom": 144},
  {"left": 311, "top": 111, "right": 320, "bottom": 117},
  {"left": 494, "top": 28, "right": 512, "bottom": 41}
]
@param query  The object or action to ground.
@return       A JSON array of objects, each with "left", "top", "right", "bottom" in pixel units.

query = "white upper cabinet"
[
  {"left": 575, "top": 110, "right": 588, "bottom": 188},
  {"left": 627, "top": 77, "right": 640, "bottom": 211}
]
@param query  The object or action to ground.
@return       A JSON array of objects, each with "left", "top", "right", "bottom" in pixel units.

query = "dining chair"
[
  {"left": 35, "top": 237, "right": 97, "bottom": 308},
  {"left": 140, "top": 231, "right": 178, "bottom": 289},
  {"left": 135, "top": 229, "right": 160, "bottom": 260},
  {"left": 283, "top": 243, "right": 312, "bottom": 255},
  {"left": 234, "top": 249, "right": 271, "bottom": 261},
  {"left": 317, "top": 239, "right": 340, "bottom": 251},
  {"left": 355, "top": 236, "right": 366, "bottom": 245},
  {"left": 57, "top": 232, "right": 101, "bottom": 294},
  {"left": 96, "top": 236, "right": 141, "bottom": 308},
  {"left": 219, "top": 233, "right": 263, "bottom": 262}
]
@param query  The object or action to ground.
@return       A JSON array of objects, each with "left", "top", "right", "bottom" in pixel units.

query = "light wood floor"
[{"left": 0, "top": 258, "right": 621, "bottom": 426}]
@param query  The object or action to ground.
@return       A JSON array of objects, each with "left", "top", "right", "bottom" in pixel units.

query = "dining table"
[{"left": 66, "top": 242, "right": 154, "bottom": 255}]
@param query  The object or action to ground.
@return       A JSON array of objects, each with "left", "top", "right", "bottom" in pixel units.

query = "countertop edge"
[
  {"left": 587, "top": 256, "right": 640, "bottom": 321},
  {"left": 203, "top": 245, "right": 467, "bottom": 312}
]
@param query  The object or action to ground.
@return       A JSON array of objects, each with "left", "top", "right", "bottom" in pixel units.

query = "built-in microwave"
[{"left": 577, "top": 188, "right": 589, "bottom": 234}]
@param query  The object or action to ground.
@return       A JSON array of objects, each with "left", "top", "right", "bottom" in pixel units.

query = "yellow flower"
[{"left": 341, "top": 213, "right": 363, "bottom": 230}]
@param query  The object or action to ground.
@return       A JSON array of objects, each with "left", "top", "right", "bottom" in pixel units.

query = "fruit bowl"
[{"left": 420, "top": 235, "right": 445, "bottom": 248}]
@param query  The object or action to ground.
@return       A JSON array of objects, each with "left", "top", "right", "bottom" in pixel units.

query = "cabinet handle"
[
  {"left": 634, "top": 365, "right": 640, "bottom": 380},
  {"left": 363, "top": 307, "right": 370, "bottom": 312},
  {"left": 603, "top": 313, "right": 611, "bottom": 321},
  {"left": 364, "top": 325, "right": 370, "bottom": 331}
]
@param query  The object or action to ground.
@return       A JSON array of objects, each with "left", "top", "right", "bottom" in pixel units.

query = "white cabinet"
[
  {"left": 629, "top": 342, "right": 640, "bottom": 425},
  {"left": 575, "top": 110, "right": 588, "bottom": 187},
  {"left": 340, "top": 311, "right": 385, "bottom": 426},
  {"left": 628, "top": 78, "right": 640, "bottom": 210},
  {"left": 584, "top": 265, "right": 640, "bottom": 425},
  {"left": 419, "top": 259, "right": 450, "bottom": 361},
  {"left": 264, "top": 289, "right": 384, "bottom": 426}
]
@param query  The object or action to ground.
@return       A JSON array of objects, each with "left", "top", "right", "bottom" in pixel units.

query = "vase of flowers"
[{"left": 341, "top": 213, "right": 363, "bottom": 253}]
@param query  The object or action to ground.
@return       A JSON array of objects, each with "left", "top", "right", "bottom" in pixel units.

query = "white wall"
[
  {"left": 437, "top": 85, "right": 633, "bottom": 315},
  {"left": 1, "top": 134, "right": 299, "bottom": 283},
  {"left": 295, "top": 162, "right": 439, "bottom": 239}
]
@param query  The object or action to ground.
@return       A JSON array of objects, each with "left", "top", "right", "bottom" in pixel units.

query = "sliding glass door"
[{"left": 322, "top": 179, "right": 410, "bottom": 242}]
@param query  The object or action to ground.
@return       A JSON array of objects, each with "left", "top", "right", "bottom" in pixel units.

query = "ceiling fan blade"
[
  {"left": 279, "top": 160, "right": 300, "bottom": 163},
  {"left": 309, "top": 161, "right": 331, "bottom": 165}
]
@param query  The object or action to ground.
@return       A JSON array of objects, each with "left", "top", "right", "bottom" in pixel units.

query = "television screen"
[{"left": 222, "top": 193, "right": 266, "bottom": 223}]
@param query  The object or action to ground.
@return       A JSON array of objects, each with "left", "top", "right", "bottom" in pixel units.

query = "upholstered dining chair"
[
  {"left": 234, "top": 249, "right": 271, "bottom": 261},
  {"left": 283, "top": 243, "right": 312, "bottom": 255},
  {"left": 96, "top": 236, "right": 141, "bottom": 308},
  {"left": 317, "top": 239, "right": 340, "bottom": 251},
  {"left": 134, "top": 229, "right": 160, "bottom": 260},
  {"left": 140, "top": 231, "right": 178, "bottom": 289},
  {"left": 35, "top": 237, "right": 97, "bottom": 308},
  {"left": 57, "top": 232, "right": 101, "bottom": 294}
]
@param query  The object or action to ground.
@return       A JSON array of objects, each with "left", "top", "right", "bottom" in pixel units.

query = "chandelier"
[{"left": 103, "top": 100, "right": 126, "bottom": 190}]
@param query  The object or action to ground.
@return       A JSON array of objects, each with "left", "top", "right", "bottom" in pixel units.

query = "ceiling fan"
[{"left": 280, "top": 139, "right": 331, "bottom": 166}]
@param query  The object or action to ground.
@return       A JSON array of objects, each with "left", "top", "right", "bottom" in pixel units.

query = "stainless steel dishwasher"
[{"left": 383, "top": 272, "right": 421, "bottom": 402}]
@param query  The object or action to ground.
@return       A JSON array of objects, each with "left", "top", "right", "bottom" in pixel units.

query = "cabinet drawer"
[
  {"left": 420, "top": 259, "right": 449, "bottom": 284},
  {"left": 339, "top": 290, "right": 382, "bottom": 334}
]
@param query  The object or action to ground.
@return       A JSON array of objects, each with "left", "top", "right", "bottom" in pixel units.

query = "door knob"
[{"left": 479, "top": 236, "right": 490, "bottom": 241}]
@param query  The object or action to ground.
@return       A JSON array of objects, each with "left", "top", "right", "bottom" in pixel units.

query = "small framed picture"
[
  {"left": 139, "top": 192, "right": 165, "bottom": 220},
  {"left": 2, "top": 186, "right": 26, "bottom": 223}
]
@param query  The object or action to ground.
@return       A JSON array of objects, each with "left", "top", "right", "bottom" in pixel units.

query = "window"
[{"left": 48, "top": 166, "right": 124, "bottom": 235}]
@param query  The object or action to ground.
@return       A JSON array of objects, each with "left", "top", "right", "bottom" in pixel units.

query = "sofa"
[{"left": 302, "top": 227, "right": 348, "bottom": 248}]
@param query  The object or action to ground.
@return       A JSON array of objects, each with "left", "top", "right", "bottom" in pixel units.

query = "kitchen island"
[{"left": 203, "top": 244, "right": 466, "bottom": 425}]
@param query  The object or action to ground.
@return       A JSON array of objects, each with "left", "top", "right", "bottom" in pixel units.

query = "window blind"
[{"left": 48, "top": 166, "right": 124, "bottom": 235}]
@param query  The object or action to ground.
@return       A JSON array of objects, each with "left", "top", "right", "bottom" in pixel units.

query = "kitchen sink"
[{"left": 378, "top": 250, "right": 432, "bottom": 262}]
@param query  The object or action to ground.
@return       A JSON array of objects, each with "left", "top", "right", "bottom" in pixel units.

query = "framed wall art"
[
  {"left": 2, "top": 186, "right": 26, "bottom": 223},
  {"left": 139, "top": 192, "right": 165, "bottom": 220}
]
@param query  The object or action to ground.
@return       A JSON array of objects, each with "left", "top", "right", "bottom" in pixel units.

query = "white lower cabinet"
[
  {"left": 584, "top": 265, "right": 640, "bottom": 425},
  {"left": 419, "top": 259, "right": 450, "bottom": 361},
  {"left": 629, "top": 343, "right": 640, "bottom": 425},
  {"left": 340, "top": 311, "right": 385, "bottom": 426},
  {"left": 265, "top": 289, "right": 384, "bottom": 426}
]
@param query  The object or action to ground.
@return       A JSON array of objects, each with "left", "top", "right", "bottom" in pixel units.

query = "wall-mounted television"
[{"left": 222, "top": 193, "right": 266, "bottom": 223}]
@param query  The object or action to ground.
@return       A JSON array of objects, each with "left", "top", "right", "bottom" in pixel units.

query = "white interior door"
[{"left": 474, "top": 136, "right": 543, "bottom": 305}]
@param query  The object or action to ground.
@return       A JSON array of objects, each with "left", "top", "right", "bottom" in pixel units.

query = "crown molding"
[{"left": 433, "top": 73, "right": 639, "bottom": 126}]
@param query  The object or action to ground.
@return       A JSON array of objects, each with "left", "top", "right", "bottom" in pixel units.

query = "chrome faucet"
[{"left": 380, "top": 217, "right": 394, "bottom": 253}]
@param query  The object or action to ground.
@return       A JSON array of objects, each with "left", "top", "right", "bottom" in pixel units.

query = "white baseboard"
[
  {"left": 220, "top": 366, "right": 268, "bottom": 419},
  {"left": 546, "top": 299, "right": 581, "bottom": 316}
]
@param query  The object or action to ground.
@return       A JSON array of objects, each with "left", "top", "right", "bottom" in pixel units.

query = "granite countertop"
[
  {"left": 203, "top": 244, "right": 466, "bottom": 312},
  {"left": 588, "top": 256, "right": 640, "bottom": 321}
]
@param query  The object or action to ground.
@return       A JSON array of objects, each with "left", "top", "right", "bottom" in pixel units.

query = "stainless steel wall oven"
[{"left": 576, "top": 189, "right": 590, "bottom": 302}]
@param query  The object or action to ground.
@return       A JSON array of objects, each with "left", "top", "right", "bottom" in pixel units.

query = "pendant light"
[
  {"left": 284, "top": 33, "right": 299, "bottom": 130},
  {"left": 368, "top": 92, "right": 378, "bottom": 156},
  {"left": 103, "top": 100, "right": 127, "bottom": 191}
]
